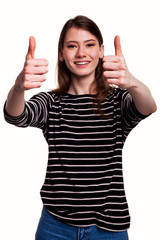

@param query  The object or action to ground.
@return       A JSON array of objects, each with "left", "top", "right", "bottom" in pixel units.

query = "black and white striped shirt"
[{"left": 4, "top": 87, "right": 149, "bottom": 232}]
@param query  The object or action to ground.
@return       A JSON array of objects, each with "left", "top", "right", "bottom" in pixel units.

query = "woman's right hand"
[{"left": 14, "top": 36, "right": 48, "bottom": 91}]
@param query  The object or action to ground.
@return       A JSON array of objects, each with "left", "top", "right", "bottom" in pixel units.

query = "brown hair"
[{"left": 53, "top": 15, "right": 112, "bottom": 116}]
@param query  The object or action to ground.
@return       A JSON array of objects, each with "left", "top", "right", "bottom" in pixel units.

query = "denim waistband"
[{"left": 35, "top": 206, "right": 129, "bottom": 240}]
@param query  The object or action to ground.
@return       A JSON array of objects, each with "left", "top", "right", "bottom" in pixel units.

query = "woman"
[{"left": 4, "top": 15, "right": 157, "bottom": 240}]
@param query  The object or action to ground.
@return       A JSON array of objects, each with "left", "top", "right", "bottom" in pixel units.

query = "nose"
[{"left": 76, "top": 45, "right": 86, "bottom": 58}]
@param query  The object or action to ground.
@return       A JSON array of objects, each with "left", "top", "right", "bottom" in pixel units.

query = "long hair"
[{"left": 53, "top": 15, "right": 112, "bottom": 116}]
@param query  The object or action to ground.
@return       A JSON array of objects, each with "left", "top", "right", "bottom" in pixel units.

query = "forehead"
[{"left": 64, "top": 27, "right": 98, "bottom": 43}]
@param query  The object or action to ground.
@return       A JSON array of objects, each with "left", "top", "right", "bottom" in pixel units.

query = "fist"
[
  {"left": 15, "top": 36, "right": 48, "bottom": 91},
  {"left": 103, "top": 35, "right": 134, "bottom": 90}
]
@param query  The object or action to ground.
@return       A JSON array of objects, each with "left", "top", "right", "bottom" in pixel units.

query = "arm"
[
  {"left": 103, "top": 35, "right": 157, "bottom": 115},
  {"left": 127, "top": 74, "right": 157, "bottom": 115},
  {"left": 5, "top": 36, "right": 48, "bottom": 117}
]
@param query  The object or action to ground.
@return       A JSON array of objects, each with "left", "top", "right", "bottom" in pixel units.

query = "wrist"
[
  {"left": 13, "top": 84, "right": 25, "bottom": 93},
  {"left": 127, "top": 73, "right": 139, "bottom": 91},
  {"left": 14, "top": 70, "right": 25, "bottom": 92}
]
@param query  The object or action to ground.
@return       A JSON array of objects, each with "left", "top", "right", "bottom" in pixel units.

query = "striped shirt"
[{"left": 4, "top": 87, "right": 149, "bottom": 232}]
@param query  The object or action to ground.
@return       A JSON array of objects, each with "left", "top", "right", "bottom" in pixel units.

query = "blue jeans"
[{"left": 35, "top": 206, "right": 129, "bottom": 240}]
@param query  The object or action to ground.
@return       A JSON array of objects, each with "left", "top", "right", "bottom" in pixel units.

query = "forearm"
[
  {"left": 5, "top": 84, "right": 25, "bottom": 117},
  {"left": 128, "top": 75, "right": 157, "bottom": 115}
]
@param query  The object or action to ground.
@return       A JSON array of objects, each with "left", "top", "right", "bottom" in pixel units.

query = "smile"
[{"left": 74, "top": 61, "right": 90, "bottom": 65}]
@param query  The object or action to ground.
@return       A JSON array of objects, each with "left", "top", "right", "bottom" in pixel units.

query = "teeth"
[{"left": 75, "top": 62, "right": 89, "bottom": 65}]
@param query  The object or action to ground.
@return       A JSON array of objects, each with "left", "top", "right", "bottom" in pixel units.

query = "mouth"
[{"left": 74, "top": 61, "right": 90, "bottom": 66}]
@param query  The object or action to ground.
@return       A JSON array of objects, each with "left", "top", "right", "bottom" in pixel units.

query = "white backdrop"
[{"left": 0, "top": 0, "right": 160, "bottom": 239}]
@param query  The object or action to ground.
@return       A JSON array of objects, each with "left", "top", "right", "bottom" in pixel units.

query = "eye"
[
  {"left": 67, "top": 44, "right": 77, "bottom": 49},
  {"left": 86, "top": 43, "right": 95, "bottom": 47}
]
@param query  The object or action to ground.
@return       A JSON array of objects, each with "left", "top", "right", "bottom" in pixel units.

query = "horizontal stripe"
[
  {"left": 47, "top": 162, "right": 122, "bottom": 167},
  {"left": 48, "top": 155, "right": 122, "bottom": 160},
  {"left": 45, "top": 207, "right": 130, "bottom": 226},
  {"left": 43, "top": 184, "right": 124, "bottom": 189},
  {"left": 42, "top": 201, "right": 128, "bottom": 207},
  {"left": 4, "top": 87, "right": 148, "bottom": 232}
]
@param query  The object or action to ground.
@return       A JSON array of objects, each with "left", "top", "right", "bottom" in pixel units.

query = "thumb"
[
  {"left": 26, "top": 36, "right": 36, "bottom": 60},
  {"left": 114, "top": 35, "right": 123, "bottom": 56}
]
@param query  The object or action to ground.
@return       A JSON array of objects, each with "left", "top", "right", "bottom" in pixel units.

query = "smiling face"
[{"left": 60, "top": 27, "right": 104, "bottom": 82}]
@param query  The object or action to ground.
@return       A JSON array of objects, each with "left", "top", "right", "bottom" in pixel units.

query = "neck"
[{"left": 68, "top": 75, "right": 97, "bottom": 95}]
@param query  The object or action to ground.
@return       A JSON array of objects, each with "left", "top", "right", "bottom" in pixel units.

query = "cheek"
[
  {"left": 91, "top": 50, "right": 101, "bottom": 60},
  {"left": 63, "top": 51, "right": 74, "bottom": 64},
  {"left": 92, "top": 51, "right": 101, "bottom": 66}
]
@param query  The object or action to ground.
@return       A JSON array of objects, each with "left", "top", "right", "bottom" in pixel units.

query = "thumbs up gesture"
[
  {"left": 103, "top": 36, "right": 134, "bottom": 90},
  {"left": 15, "top": 36, "right": 48, "bottom": 91}
]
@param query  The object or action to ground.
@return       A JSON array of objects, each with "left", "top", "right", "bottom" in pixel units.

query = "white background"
[{"left": 0, "top": 0, "right": 160, "bottom": 239}]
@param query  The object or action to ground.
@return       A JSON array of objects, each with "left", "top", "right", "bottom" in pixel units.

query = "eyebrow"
[{"left": 66, "top": 39, "right": 97, "bottom": 44}]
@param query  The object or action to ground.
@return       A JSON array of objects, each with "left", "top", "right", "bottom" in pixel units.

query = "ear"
[
  {"left": 59, "top": 51, "right": 64, "bottom": 62},
  {"left": 99, "top": 44, "right": 104, "bottom": 59}
]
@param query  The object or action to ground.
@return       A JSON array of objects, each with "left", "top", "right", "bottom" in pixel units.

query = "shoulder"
[{"left": 29, "top": 91, "right": 60, "bottom": 102}]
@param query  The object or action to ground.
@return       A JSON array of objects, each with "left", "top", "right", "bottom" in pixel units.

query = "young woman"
[{"left": 4, "top": 15, "right": 157, "bottom": 240}]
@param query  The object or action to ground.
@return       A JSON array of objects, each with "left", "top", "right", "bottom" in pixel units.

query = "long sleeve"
[
  {"left": 119, "top": 89, "right": 150, "bottom": 141},
  {"left": 4, "top": 92, "right": 50, "bottom": 132}
]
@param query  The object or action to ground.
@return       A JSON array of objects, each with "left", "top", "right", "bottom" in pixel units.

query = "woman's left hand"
[{"left": 103, "top": 36, "right": 135, "bottom": 90}]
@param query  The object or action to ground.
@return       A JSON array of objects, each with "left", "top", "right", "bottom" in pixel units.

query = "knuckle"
[
  {"left": 43, "top": 75, "right": 47, "bottom": 81},
  {"left": 24, "top": 66, "right": 28, "bottom": 73},
  {"left": 119, "top": 56, "right": 123, "bottom": 61},
  {"left": 40, "top": 75, "right": 46, "bottom": 82},
  {"left": 103, "top": 71, "right": 108, "bottom": 78},
  {"left": 119, "top": 78, "right": 124, "bottom": 84},
  {"left": 121, "top": 63, "right": 126, "bottom": 70},
  {"left": 44, "top": 59, "right": 49, "bottom": 65},
  {"left": 44, "top": 67, "right": 48, "bottom": 73},
  {"left": 118, "top": 63, "right": 124, "bottom": 69},
  {"left": 23, "top": 81, "right": 29, "bottom": 89},
  {"left": 106, "top": 71, "right": 111, "bottom": 77},
  {"left": 25, "top": 59, "right": 32, "bottom": 66},
  {"left": 24, "top": 74, "right": 29, "bottom": 81},
  {"left": 103, "top": 56, "right": 107, "bottom": 61},
  {"left": 24, "top": 66, "right": 33, "bottom": 74},
  {"left": 119, "top": 56, "right": 125, "bottom": 63},
  {"left": 120, "top": 70, "right": 125, "bottom": 78},
  {"left": 103, "top": 62, "right": 107, "bottom": 69},
  {"left": 25, "top": 74, "right": 32, "bottom": 81}
]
